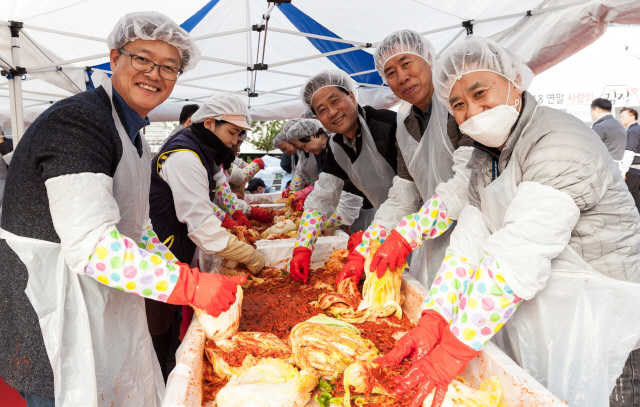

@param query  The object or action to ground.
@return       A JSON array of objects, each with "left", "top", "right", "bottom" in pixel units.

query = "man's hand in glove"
[
  {"left": 294, "top": 197, "right": 306, "bottom": 212},
  {"left": 232, "top": 210, "right": 251, "bottom": 228},
  {"left": 290, "top": 246, "right": 312, "bottom": 283},
  {"left": 248, "top": 206, "right": 274, "bottom": 223},
  {"left": 167, "top": 263, "right": 247, "bottom": 317},
  {"left": 252, "top": 158, "right": 265, "bottom": 170},
  {"left": 370, "top": 230, "right": 412, "bottom": 278},
  {"left": 336, "top": 250, "right": 365, "bottom": 285},
  {"left": 295, "top": 185, "right": 314, "bottom": 200},
  {"left": 347, "top": 231, "right": 364, "bottom": 252},
  {"left": 374, "top": 311, "right": 447, "bottom": 366},
  {"left": 281, "top": 186, "right": 291, "bottom": 198},
  {"left": 393, "top": 327, "right": 479, "bottom": 407},
  {"left": 221, "top": 214, "right": 239, "bottom": 229},
  {"left": 217, "top": 234, "right": 265, "bottom": 274}
]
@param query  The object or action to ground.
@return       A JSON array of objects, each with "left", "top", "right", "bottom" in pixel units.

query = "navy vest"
[{"left": 149, "top": 128, "right": 220, "bottom": 263}]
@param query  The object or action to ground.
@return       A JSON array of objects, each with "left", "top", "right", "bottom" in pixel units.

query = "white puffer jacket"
[{"left": 468, "top": 92, "right": 640, "bottom": 283}]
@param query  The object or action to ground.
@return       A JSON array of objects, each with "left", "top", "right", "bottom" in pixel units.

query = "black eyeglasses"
[{"left": 119, "top": 48, "right": 182, "bottom": 81}]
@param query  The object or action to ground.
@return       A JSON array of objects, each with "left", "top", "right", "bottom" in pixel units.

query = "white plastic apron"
[
  {"left": 294, "top": 150, "right": 319, "bottom": 182},
  {"left": 396, "top": 100, "right": 456, "bottom": 287},
  {"left": 329, "top": 114, "right": 395, "bottom": 210},
  {"left": 1, "top": 72, "right": 164, "bottom": 407},
  {"left": 479, "top": 108, "right": 640, "bottom": 406}
]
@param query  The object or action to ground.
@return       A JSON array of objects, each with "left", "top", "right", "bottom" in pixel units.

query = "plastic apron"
[
  {"left": 0, "top": 72, "right": 164, "bottom": 407},
  {"left": 329, "top": 114, "right": 395, "bottom": 210},
  {"left": 396, "top": 100, "right": 455, "bottom": 287},
  {"left": 479, "top": 106, "right": 640, "bottom": 407},
  {"left": 294, "top": 150, "right": 319, "bottom": 182}
]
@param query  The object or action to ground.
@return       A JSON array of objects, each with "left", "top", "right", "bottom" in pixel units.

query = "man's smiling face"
[
  {"left": 110, "top": 38, "right": 181, "bottom": 118},
  {"left": 311, "top": 86, "right": 358, "bottom": 137}
]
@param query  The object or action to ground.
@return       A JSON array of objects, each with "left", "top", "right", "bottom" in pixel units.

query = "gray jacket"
[
  {"left": 592, "top": 114, "right": 627, "bottom": 160},
  {"left": 468, "top": 92, "right": 640, "bottom": 283},
  {"left": 626, "top": 122, "right": 640, "bottom": 175}
]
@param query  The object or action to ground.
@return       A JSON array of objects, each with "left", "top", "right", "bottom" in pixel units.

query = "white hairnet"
[
  {"left": 284, "top": 119, "right": 324, "bottom": 141},
  {"left": 280, "top": 119, "right": 299, "bottom": 141},
  {"left": 272, "top": 132, "right": 287, "bottom": 149},
  {"left": 191, "top": 92, "right": 252, "bottom": 128},
  {"left": 300, "top": 69, "right": 356, "bottom": 110},
  {"left": 434, "top": 36, "right": 534, "bottom": 114},
  {"left": 300, "top": 109, "right": 315, "bottom": 119},
  {"left": 374, "top": 30, "right": 436, "bottom": 84},
  {"left": 107, "top": 11, "right": 201, "bottom": 72}
]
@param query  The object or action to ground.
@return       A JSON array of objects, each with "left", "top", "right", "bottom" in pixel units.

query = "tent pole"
[
  {"left": 27, "top": 53, "right": 110, "bottom": 71},
  {"left": 191, "top": 27, "right": 251, "bottom": 41},
  {"left": 21, "top": 23, "right": 106, "bottom": 43},
  {"left": 437, "top": 29, "right": 466, "bottom": 57},
  {"left": 268, "top": 27, "right": 370, "bottom": 47},
  {"left": 200, "top": 56, "right": 252, "bottom": 68},
  {"left": 179, "top": 68, "right": 248, "bottom": 83},
  {"left": 6, "top": 22, "right": 25, "bottom": 146},
  {"left": 268, "top": 45, "right": 366, "bottom": 68}
]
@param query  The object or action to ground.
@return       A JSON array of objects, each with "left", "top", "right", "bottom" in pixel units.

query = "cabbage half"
[
  {"left": 205, "top": 332, "right": 292, "bottom": 378},
  {"left": 361, "top": 240, "right": 405, "bottom": 319},
  {"left": 193, "top": 286, "right": 243, "bottom": 340},
  {"left": 290, "top": 321, "right": 378, "bottom": 377},
  {"left": 342, "top": 361, "right": 395, "bottom": 407},
  {"left": 215, "top": 358, "right": 318, "bottom": 407},
  {"left": 423, "top": 377, "right": 505, "bottom": 407}
]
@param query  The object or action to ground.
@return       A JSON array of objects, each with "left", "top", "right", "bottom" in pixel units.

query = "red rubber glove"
[
  {"left": 252, "top": 158, "right": 265, "bottom": 170},
  {"left": 393, "top": 327, "right": 480, "bottom": 407},
  {"left": 347, "top": 231, "right": 364, "bottom": 252},
  {"left": 281, "top": 186, "right": 291, "bottom": 198},
  {"left": 247, "top": 206, "right": 274, "bottom": 223},
  {"left": 294, "top": 185, "right": 314, "bottom": 200},
  {"left": 166, "top": 263, "right": 247, "bottom": 317},
  {"left": 335, "top": 250, "right": 365, "bottom": 285},
  {"left": 290, "top": 246, "right": 312, "bottom": 283},
  {"left": 370, "top": 229, "right": 412, "bottom": 278},
  {"left": 374, "top": 310, "right": 447, "bottom": 367},
  {"left": 232, "top": 210, "right": 251, "bottom": 228},
  {"left": 294, "top": 197, "right": 306, "bottom": 212},
  {"left": 221, "top": 214, "right": 239, "bottom": 229}
]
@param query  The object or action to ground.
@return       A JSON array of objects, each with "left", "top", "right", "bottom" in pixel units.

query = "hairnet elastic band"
[
  {"left": 381, "top": 51, "right": 432, "bottom": 73},
  {"left": 446, "top": 69, "right": 522, "bottom": 98},
  {"left": 310, "top": 84, "right": 353, "bottom": 107}
]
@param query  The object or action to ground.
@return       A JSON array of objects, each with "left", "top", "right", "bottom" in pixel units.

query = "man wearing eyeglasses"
[{"left": 0, "top": 12, "right": 245, "bottom": 407}]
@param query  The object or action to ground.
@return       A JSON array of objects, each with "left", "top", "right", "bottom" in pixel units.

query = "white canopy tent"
[{"left": 2, "top": 0, "right": 640, "bottom": 145}]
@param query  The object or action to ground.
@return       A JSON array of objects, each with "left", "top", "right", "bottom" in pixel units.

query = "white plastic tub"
[
  {"left": 164, "top": 239, "right": 565, "bottom": 407},
  {"left": 244, "top": 191, "right": 282, "bottom": 205}
]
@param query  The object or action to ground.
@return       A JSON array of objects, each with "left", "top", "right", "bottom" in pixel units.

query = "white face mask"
[{"left": 458, "top": 84, "right": 520, "bottom": 148}]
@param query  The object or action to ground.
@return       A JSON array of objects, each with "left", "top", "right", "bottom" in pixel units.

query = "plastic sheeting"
[{"left": 164, "top": 243, "right": 564, "bottom": 407}]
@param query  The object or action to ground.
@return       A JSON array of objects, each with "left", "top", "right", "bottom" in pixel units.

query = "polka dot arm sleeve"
[
  {"left": 289, "top": 175, "right": 306, "bottom": 194},
  {"left": 448, "top": 255, "right": 522, "bottom": 351},
  {"left": 293, "top": 209, "right": 326, "bottom": 250},
  {"left": 85, "top": 226, "right": 181, "bottom": 302},
  {"left": 354, "top": 223, "right": 388, "bottom": 258},
  {"left": 394, "top": 194, "right": 453, "bottom": 249},
  {"left": 323, "top": 212, "right": 344, "bottom": 229},
  {"left": 420, "top": 254, "right": 475, "bottom": 324},
  {"left": 243, "top": 162, "right": 260, "bottom": 182},
  {"left": 212, "top": 204, "right": 226, "bottom": 221},
  {"left": 213, "top": 182, "right": 241, "bottom": 215},
  {"left": 139, "top": 226, "right": 178, "bottom": 264}
]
